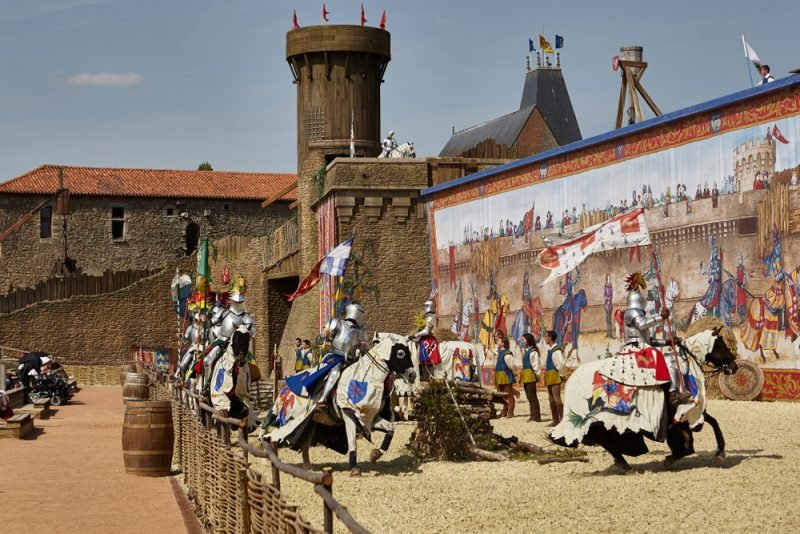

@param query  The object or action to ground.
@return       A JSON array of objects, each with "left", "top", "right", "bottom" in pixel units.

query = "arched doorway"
[{"left": 185, "top": 223, "right": 200, "bottom": 256}]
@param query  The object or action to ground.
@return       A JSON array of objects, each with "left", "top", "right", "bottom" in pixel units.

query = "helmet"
[
  {"left": 626, "top": 290, "right": 646, "bottom": 312},
  {"left": 345, "top": 303, "right": 366, "bottom": 324},
  {"left": 387, "top": 130, "right": 395, "bottom": 137},
  {"left": 423, "top": 299, "right": 436, "bottom": 315},
  {"left": 242, "top": 314, "right": 254, "bottom": 327}
]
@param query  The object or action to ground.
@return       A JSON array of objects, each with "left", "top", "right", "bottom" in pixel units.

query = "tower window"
[
  {"left": 111, "top": 207, "right": 126, "bottom": 240},
  {"left": 224, "top": 203, "right": 230, "bottom": 212},
  {"left": 40, "top": 206, "right": 52, "bottom": 239}
]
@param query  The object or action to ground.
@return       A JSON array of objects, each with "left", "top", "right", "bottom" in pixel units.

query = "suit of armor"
[
  {"left": 178, "top": 313, "right": 210, "bottom": 377},
  {"left": 379, "top": 131, "right": 397, "bottom": 158},
  {"left": 204, "top": 299, "right": 255, "bottom": 382},
  {"left": 410, "top": 300, "right": 437, "bottom": 341},
  {"left": 317, "top": 303, "right": 368, "bottom": 402},
  {"left": 624, "top": 289, "right": 682, "bottom": 395}
]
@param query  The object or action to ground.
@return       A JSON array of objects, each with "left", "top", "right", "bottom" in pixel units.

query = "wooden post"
[
  {"left": 239, "top": 464, "right": 250, "bottom": 534},
  {"left": 322, "top": 467, "right": 334, "bottom": 533},
  {"left": 0, "top": 362, "right": 6, "bottom": 392},
  {"left": 270, "top": 441, "right": 281, "bottom": 490}
]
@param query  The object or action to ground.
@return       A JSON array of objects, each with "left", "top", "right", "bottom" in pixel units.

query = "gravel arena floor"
[{"left": 249, "top": 392, "right": 800, "bottom": 534}]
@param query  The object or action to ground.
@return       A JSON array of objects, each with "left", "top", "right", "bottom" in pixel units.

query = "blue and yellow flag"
[{"left": 539, "top": 34, "right": 553, "bottom": 53}]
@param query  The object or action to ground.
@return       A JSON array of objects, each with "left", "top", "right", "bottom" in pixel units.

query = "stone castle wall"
[{"left": 0, "top": 194, "right": 292, "bottom": 293}]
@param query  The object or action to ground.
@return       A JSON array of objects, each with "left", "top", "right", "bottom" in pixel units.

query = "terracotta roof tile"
[{"left": 0, "top": 165, "right": 297, "bottom": 202}]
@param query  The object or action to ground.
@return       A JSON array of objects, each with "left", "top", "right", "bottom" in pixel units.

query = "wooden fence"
[
  {"left": 265, "top": 219, "right": 300, "bottom": 269},
  {"left": 160, "top": 376, "right": 367, "bottom": 534},
  {"left": 0, "top": 268, "right": 160, "bottom": 315}
]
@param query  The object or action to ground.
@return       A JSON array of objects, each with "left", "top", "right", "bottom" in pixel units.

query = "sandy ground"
[
  {"left": 0, "top": 387, "right": 186, "bottom": 534},
  {"left": 250, "top": 391, "right": 800, "bottom": 534}
]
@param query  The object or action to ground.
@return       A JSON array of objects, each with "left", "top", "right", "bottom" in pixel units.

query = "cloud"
[{"left": 67, "top": 72, "right": 144, "bottom": 88}]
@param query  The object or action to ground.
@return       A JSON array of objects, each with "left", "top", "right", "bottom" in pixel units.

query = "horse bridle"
[{"left": 674, "top": 339, "right": 735, "bottom": 377}]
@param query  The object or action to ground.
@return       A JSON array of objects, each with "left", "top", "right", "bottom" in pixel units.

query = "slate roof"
[
  {"left": 519, "top": 67, "right": 582, "bottom": 145},
  {"left": 0, "top": 165, "right": 297, "bottom": 202},
  {"left": 439, "top": 106, "right": 535, "bottom": 157}
]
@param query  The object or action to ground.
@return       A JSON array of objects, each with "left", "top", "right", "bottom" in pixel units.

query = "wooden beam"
[
  {"left": 633, "top": 77, "right": 662, "bottom": 116},
  {"left": 0, "top": 194, "right": 58, "bottom": 243},
  {"left": 625, "top": 67, "right": 643, "bottom": 123},
  {"left": 260, "top": 182, "right": 298, "bottom": 209},
  {"left": 360, "top": 52, "right": 370, "bottom": 79},
  {"left": 323, "top": 51, "right": 331, "bottom": 80},
  {"left": 344, "top": 51, "right": 351, "bottom": 79},
  {"left": 288, "top": 200, "right": 300, "bottom": 210},
  {"left": 615, "top": 74, "right": 627, "bottom": 129},
  {"left": 303, "top": 53, "right": 312, "bottom": 81}
]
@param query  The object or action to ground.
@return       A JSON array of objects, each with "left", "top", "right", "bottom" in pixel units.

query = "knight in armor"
[
  {"left": 623, "top": 272, "right": 691, "bottom": 406},
  {"left": 177, "top": 309, "right": 210, "bottom": 379},
  {"left": 282, "top": 302, "right": 369, "bottom": 404},
  {"left": 378, "top": 130, "right": 397, "bottom": 158},
  {"left": 203, "top": 277, "right": 256, "bottom": 392},
  {"left": 410, "top": 299, "right": 439, "bottom": 380}
]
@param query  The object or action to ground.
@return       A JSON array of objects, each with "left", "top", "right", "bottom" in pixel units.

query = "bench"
[
  {"left": 0, "top": 413, "right": 34, "bottom": 439},
  {"left": 17, "top": 398, "right": 51, "bottom": 419}
]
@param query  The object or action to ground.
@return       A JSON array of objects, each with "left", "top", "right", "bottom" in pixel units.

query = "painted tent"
[{"left": 423, "top": 77, "right": 800, "bottom": 363}]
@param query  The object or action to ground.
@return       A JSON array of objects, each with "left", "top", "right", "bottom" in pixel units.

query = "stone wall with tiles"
[{"left": 0, "top": 194, "right": 292, "bottom": 294}]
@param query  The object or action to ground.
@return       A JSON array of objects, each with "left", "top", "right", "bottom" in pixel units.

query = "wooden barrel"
[
  {"left": 120, "top": 364, "right": 136, "bottom": 386},
  {"left": 122, "top": 400, "right": 174, "bottom": 476},
  {"left": 122, "top": 373, "right": 150, "bottom": 403}
]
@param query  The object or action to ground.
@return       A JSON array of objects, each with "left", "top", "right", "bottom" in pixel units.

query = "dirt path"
[{"left": 0, "top": 387, "right": 186, "bottom": 534}]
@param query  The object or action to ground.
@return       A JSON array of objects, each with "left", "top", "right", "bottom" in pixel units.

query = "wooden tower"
[
  {"left": 615, "top": 46, "right": 662, "bottom": 128},
  {"left": 285, "top": 25, "right": 391, "bottom": 337}
]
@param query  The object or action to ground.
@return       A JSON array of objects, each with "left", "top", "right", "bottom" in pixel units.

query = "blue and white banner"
[{"left": 320, "top": 235, "right": 354, "bottom": 276}]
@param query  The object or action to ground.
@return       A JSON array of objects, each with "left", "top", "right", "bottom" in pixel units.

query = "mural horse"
[
  {"left": 385, "top": 142, "right": 416, "bottom": 159},
  {"left": 263, "top": 337, "right": 415, "bottom": 476},
  {"left": 549, "top": 320, "right": 738, "bottom": 472},
  {"left": 688, "top": 278, "right": 738, "bottom": 327},
  {"left": 552, "top": 289, "right": 587, "bottom": 351}
]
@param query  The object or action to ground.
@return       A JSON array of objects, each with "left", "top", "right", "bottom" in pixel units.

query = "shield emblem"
[
  {"left": 214, "top": 367, "right": 226, "bottom": 391},
  {"left": 347, "top": 379, "right": 368, "bottom": 404}
]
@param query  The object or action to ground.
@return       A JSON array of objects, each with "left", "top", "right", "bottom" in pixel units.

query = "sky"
[{"left": 1, "top": 0, "right": 798, "bottom": 181}]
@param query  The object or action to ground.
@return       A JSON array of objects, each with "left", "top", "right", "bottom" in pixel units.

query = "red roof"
[{"left": 0, "top": 165, "right": 297, "bottom": 202}]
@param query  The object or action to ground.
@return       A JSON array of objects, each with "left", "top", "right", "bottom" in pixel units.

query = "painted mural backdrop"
[{"left": 429, "top": 89, "right": 800, "bottom": 365}]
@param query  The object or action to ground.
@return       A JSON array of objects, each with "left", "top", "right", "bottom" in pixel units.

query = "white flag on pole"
[
  {"left": 742, "top": 35, "right": 762, "bottom": 66},
  {"left": 537, "top": 208, "right": 651, "bottom": 286}
]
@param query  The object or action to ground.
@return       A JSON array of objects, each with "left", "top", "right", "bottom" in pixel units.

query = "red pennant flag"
[
  {"left": 379, "top": 10, "right": 386, "bottom": 30},
  {"left": 360, "top": 4, "right": 366, "bottom": 26},
  {"left": 773, "top": 124, "right": 790, "bottom": 144},
  {"left": 286, "top": 257, "right": 324, "bottom": 301},
  {"left": 322, "top": 3, "right": 329, "bottom": 22},
  {"left": 292, "top": 10, "right": 300, "bottom": 30}
]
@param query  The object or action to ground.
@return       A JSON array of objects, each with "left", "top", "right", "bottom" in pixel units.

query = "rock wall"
[{"left": 0, "top": 194, "right": 291, "bottom": 293}]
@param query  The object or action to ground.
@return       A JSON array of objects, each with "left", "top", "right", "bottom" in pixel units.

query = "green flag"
[{"left": 196, "top": 238, "right": 210, "bottom": 293}]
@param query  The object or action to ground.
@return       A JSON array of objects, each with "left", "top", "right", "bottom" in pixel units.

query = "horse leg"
[
  {"left": 369, "top": 416, "right": 394, "bottom": 463},
  {"left": 300, "top": 422, "right": 316, "bottom": 469},
  {"left": 596, "top": 441, "right": 631, "bottom": 473},
  {"left": 704, "top": 411, "right": 727, "bottom": 466},
  {"left": 343, "top": 412, "right": 361, "bottom": 476}
]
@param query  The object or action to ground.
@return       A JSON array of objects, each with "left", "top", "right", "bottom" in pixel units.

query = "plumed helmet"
[
  {"left": 388, "top": 130, "right": 395, "bottom": 137},
  {"left": 229, "top": 275, "right": 247, "bottom": 303},
  {"left": 423, "top": 299, "right": 436, "bottom": 315},
  {"left": 625, "top": 272, "right": 647, "bottom": 292},
  {"left": 345, "top": 302, "right": 365, "bottom": 324}
]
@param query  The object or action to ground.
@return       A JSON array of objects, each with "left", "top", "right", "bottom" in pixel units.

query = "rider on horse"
[
  {"left": 379, "top": 130, "right": 398, "bottom": 158},
  {"left": 623, "top": 272, "right": 691, "bottom": 406}
]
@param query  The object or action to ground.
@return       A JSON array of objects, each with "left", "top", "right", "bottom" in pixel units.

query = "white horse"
[
  {"left": 263, "top": 337, "right": 415, "bottom": 476},
  {"left": 383, "top": 142, "right": 416, "bottom": 159}
]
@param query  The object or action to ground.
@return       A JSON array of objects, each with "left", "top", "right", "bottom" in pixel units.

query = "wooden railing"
[
  {"left": 0, "top": 268, "right": 160, "bottom": 314},
  {"left": 161, "top": 376, "right": 367, "bottom": 534},
  {"left": 265, "top": 219, "right": 299, "bottom": 268}
]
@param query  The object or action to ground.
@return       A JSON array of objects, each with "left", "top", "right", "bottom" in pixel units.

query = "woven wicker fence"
[{"left": 153, "top": 377, "right": 367, "bottom": 534}]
